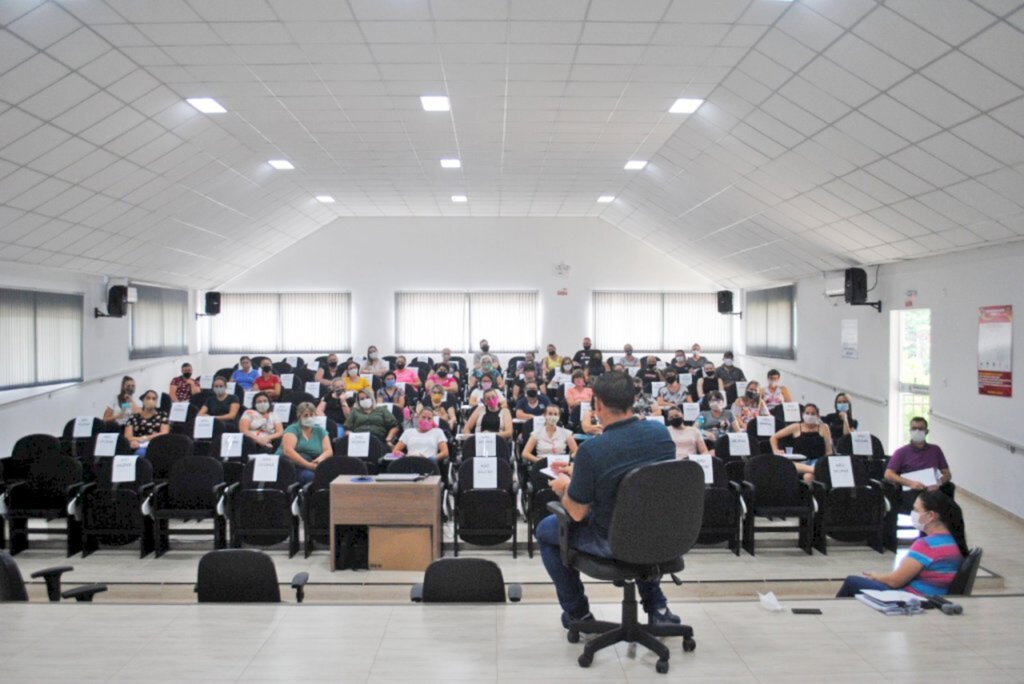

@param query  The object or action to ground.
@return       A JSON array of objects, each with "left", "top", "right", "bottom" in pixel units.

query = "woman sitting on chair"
[
  {"left": 665, "top": 407, "right": 708, "bottom": 459},
  {"left": 198, "top": 376, "right": 240, "bottom": 422},
  {"left": 418, "top": 386, "right": 457, "bottom": 433},
  {"left": 769, "top": 403, "right": 832, "bottom": 482},
  {"left": 463, "top": 388, "right": 513, "bottom": 440},
  {"left": 393, "top": 408, "right": 449, "bottom": 462},
  {"left": 240, "top": 391, "right": 284, "bottom": 453},
  {"left": 836, "top": 490, "right": 967, "bottom": 597},
  {"left": 277, "top": 402, "right": 332, "bottom": 484},
  {"left": 103, "top": 375, "right": 139, "bottom": 425},
  {"left": 730, "top": 381, "right": 769, "bottom": 432},
  {"left": 823, "top": 392, "right": 859, "bottom": 438},
  {"left": 522, "top": 405, "right": 578, "bottom": 464},
  {"left": 375, "top": 371, "right": 406, "bottom": 409},
  {"left": 124, "top": 389, "right": 169, "bottom": 454}
]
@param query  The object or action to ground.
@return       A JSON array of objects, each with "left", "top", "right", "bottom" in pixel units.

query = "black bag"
[{"left": 334, "top": 525, "right": 369, "bottom": 570}]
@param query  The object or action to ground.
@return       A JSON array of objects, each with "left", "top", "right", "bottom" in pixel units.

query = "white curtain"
[
  {"left": 395, "top": 292, "right": 467, "bottom": 353},
  {"left": 0, "top": 288, "right": 82, "bottom": 389},
  {"left": 130, "top": 285, "right": 188, "bottom": 359},
  {"left": 663, "top": 292, "right": 732, "bottom": 353},
  {"left": 469, "top": 291, "right": 538, "bottom": 352},
  {"left": 281, "top": 293, "right": 350, "bottom": 353},
  {"left": 209, "top": 292, "right": 351, "bottom": 353},
  {"left": 593, "top": 291, "right": 662, "bottom": 351}
]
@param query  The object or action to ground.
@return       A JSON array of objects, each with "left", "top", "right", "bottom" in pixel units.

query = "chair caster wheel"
[
  {"left": 656, "top": 659, "right": 669, "bottom": 674},
  {"left": 578, "top": 653, "right": 593, "bottom": 668},
  {"left": 567, "top": 629, "right": 580, "bottom": 644},
  {"left": 683, "top": 638, "right": 696, "bottom": 652}
]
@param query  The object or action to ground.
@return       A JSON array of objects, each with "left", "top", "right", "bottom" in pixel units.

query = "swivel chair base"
[{"left": 566, "top": 580, "right": 695, "bottom": 674}]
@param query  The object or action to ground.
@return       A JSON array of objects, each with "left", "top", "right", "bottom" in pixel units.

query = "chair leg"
[
  {"left": 813, "top": 519, "right": 827, "bottom": 555},
  {"left": 214, "top": 518, "right": 227, "bottom": 550},
  {"left": 511, "top": 516, "right": 517, "bottom": 559},
  {"left": 9, "top": 518, "right": 27, "bottom": 555},
  {"left": 67, "top": 518, "right": 83, "bottom": 557},
  {"left": 141, "top": 518, "right": 155, "bottom": 558},
  {"left": 0, "top": 516, "right": 6, "bottom": 549},
  {"left": 742, "top": 514, "right": 755, "bottom": 556}
]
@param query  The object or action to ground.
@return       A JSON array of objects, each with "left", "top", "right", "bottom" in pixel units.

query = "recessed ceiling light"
[
  {"left": 451, "top": 194, "right": 468, "bottom": 203},
  {"left": 421, "top": 96, "right": 450, "bottom": 111},
  {"left": 186, "top": 97, "right": 226, "bottom": 114},
  {"left": 669, "top": 98, "right": 704, "bottom": 114},
  {"left": 268, "top": 159, "right": 294, "bottom": 170},
  {"left": 624, "top": 160, "right": 647, "bottom": 170},
  {"left": 597, "top": 195, "right": 615, "bottom": 203},
  {"left": 315, "top": 195, "right": 335, "bottom": 203},
  {"left": 440, "top": 158, "right": 461, "bottom": 169}
]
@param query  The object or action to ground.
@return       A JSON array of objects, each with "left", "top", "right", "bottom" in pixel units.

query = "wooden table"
[{"left": 329, "top": 475, "right": 442, "bottom": 571}]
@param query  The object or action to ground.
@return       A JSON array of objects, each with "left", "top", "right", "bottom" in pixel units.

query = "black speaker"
[
  {"left": 844, "top": 268, "right": 868, "bottom": 304},
  {"left": 205, "top": 291, "right": 221, "bottom": 316},
  {"left": 107, "top": 285, "right": 127, "bottom": 318},
  {"left": 717, "top": 290, "right": 733, "bottom": 314}
]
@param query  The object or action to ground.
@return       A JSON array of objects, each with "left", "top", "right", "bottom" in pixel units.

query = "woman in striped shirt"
[{"left": 836, "top": 490, "right": 967, "bottom": 598}]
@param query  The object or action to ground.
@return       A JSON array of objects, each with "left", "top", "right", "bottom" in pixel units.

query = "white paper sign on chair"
[
  {"left": 169, "top": 402, "right": 190, "bottom": 423},
  {"left": 280, "top": 374, "right": 294, "bottom": 390},
  {"left": 220, "top": 433, "right": 242, "bottom": 459},
  {"left": 650, "top": 382, "right": 666, "bottom": 398},
  {"left": 94, "top": 433, "right": 118, "bottom": 457},
  {"left": 193, "top": 416, "right": 214, "bottom": 439},
  {"left": 226, "top": 382, "right": 236, "bottom": 394},
  {"left": 782, "top": 402, "right": 801, "bottom": 423},
  {"left": 273, "top": 402, "right": 292, "bottom": 424},
  {"left": 679, "top": 373, "right": 692, "bottom": 388},
  {"left": 757, "top": 415, "right": 776, "bottom": 437},
  {"left": 533, "top": 416, "right": 545, "bottom": 433},
  {"left": 682, "top": 403, "right": 700, "bottom": 421},
  {"left": 305, "top": 382, "right": 321, "bottom": 397},
  {"left": 689, "top": 453, "right": 714, "bottom": 484},
  {"left": 828, "top": 456, "right": 855, "bottom": 488},
  {"left": 852, "top": 431, "right": 873, "bottom": 456},
  {"left": 243, "top": 390, "right": 257, "bottom": 408},
  {"left": 199, "top": 374, "right": 213, "bottom": 390},
  {"left": 474, "top": 457, "right": 498, "bottom": 489},
  {"left": 112, "top": 455, "right": 137, "bottom": 483},
  {"left": 348, "top": 432, "right": 370, "bottom": 457},
  {"left": 252, "top": 454, "right": 279, "bottom": 482},
  {"left": 476, "top": 432, "right": 496, "bottom": 457},
  {"left": 728, "top": 433, "right": 751, "bottom": 456},
  {"left": 73, "top": 416, "right": 94, "bottom": 438}
]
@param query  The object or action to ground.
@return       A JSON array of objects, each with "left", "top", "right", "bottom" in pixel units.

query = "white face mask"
[
  {"left": 723, "top": 359, "right": 733, "bottom": 366},
  {"left": 710, "top": 401, "right": 725, "bottom": 411},
  {"left": 910, "top": 510, "right": 929, "bottom": 531},
  {"left": 300, "top": 416, "right": 314, "bottom": 428},
  {"left": 255, "top": 401, "right": 270, "bottom": 413},
  {"left": 348, "top": 368, "right": 359, "bottom": 377},
  {"left": 369, "top": 352, "right": 378, "bottom": 360},
  {"left": 544, "top": 415, "right": 558, "bottom": 426},
  {"left": 910, "top": 429, "right": 926, "bottom": 444},
  {"left": 214, "top": 387, "right": 227, "bottom": 397},
  {"left": 803, "top": 413, "right": 819, "bottom": 425},
  {"left": 359, "top": 398, "right": 373, "bottom": 410}
]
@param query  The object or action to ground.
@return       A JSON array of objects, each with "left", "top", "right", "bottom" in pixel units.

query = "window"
[
  {"left": 130, "top": 285, "right": 189, "bottom": 359},
  {"left": 0, "top": 287, "right": 83, "bottom": 390},
  {"left": 592, "top": 291, "right": 732, "bottom": 352},
  {"left": 395, "top": 291, "right": 538, "bottom": 353},
  {"left": 744, "top": 285, "right": 795, "bottom": 359},
  {"left": 895, "top": 308, "right": 931, "bottom": 446},
  {"left": 208, "top": 292, "right": 351, "bottom": 353}
]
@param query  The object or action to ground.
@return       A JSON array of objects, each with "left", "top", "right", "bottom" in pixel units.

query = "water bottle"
[{"left": 697, "top": 415, "right": 705, "bottom": 431}]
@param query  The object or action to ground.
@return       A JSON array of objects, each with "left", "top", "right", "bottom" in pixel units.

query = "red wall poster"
[{"left": 978, "top": 305, "right": 1012, "bottom": 397}]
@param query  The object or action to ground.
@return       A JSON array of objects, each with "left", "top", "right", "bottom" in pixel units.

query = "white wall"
[
  {"left": 0, "top": 263, "right": 199, "bottom": 456},
  {"left": 739, "top": 240, "right": 1024, "bottom": 518}
]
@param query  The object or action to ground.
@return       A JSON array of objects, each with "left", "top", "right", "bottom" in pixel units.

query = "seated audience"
[
  {"left": 542, "top": 344, "right": 561, "bottom": 374},
  {"left": 199, "top": 377, "right": 240, "bottom": 422},
  {"left": 631, "top": 377, "right": 661, "bottom": 417},
  {"left": 836, "top": 490, "right": 967, "bottom": 597},
  {"left": 315, "top": 354, "right": 344, "bottom": 388},
  {"left": 572, "top": 337, "right": 598, "bottom": 369},
  {"left": 277, "top": 402, "right": 332, "bottom": 484},
  {"left": 426, "top": 363, "right": 459, "bottom": 397},
  {"left": 584, "top": 350, "right": 607, "bottom": 381},
  {"left": 393, "top": 408, "right": 449, "bottom": 462},
  {"left": 472, "top": 339, "right": 491, "bottom": 368},
  {"left": 513, "top": 364, "right": 547, "bottom": 401},
  {"left": 770, "top": 403, "right": 832, "bottom": 481},
  {"left": 169, "top": 362, "right": 200, "bottom": 402},
  {"left": 103, "top": 375, "right": 139, "bottom": 425},
  {"left": 392, "top": 355, "right": 421, "bottom": 388},
  {"left": 823, "top": 392, "right": 859, "bottom": 438},
  {"left": 463, "top": 388, "right": 513, "bottom": 440},
  {"left": 346, "top": 389, "right": 400, "bottom": 449},
  {"left": 253, "top": 361, "right": 282, "bottom": 400},
  {"left": 699, "top": 391, "right": 734, "bottom": 440},
  {"left": 522, "top": 404, "right": 578, "bottom": 463},
  {"left": 231, "top": 355, "right": 259, "bottom": 390},
  {"left": 361, "top": 345, "right": 389, "bottom": 378},
  {"left": 564, "top": 371, "right": 592, "bottom": 409},
  {"left": 418, "top": 386, "right": 457, "bottom": 432},
  {"left": 375, "top": 371, "right": 406, "bottom": 408},
  {"left": 638, "top": 356, "right": 663, "bottom": 391},
  {"left": 515, "top": 382, "right": 551, "bottom": 418},
  {"left": 342, "top": 361, "right": 370, "bottom": 394},
  {"left": 317, "top": 378, "right": 350, "bottom": 427},
  {"left": 668, "top": 349, "right": 689, "bottom": 374},
  {"left": 731, "top": 380, "right": 769, "bottom": 431},
  {"left": 885, "top": 417, "right": 954, "bottom": 508},
  {"left": 470, "top": 355, "right": 504, "bottom": 390},
  {"left": 718, "top": 351, "right": 746, "bottom": 403},
  {"left": 618, "top": 344, "right": 641, "bottom": 370},
  {"left": 695, "top": 360, "right": 725, "bottom": 399},
  {"left": 240, "top": 391, "right": 284, "bottom": 452},
  {"left": 665, "top": 407, "right": 708, "bottom": 459},
  {"left": 656, "top": 371, "right": 690, "bottom": 409},
  {"left": 684, "top": 344, "right": 706, "bottom": 375},
  {"left": 124, "top": 390, "right": 169, "bottom": 453},
  {"left": 762, "top": 368, "right": 791, "bottom": 409}
]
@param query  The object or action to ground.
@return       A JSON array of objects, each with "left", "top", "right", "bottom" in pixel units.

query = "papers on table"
[
  {"left": 94, "top": 433, "right": 118, "bottom": 457},
  {"left": 272, "top": 402, "right": 292, "bottom": 424},
  {"left": 782, "top": 402, "right": 801, "bottom": 423},
  {"left": 476, "top": 432, "right": 496, "bottom": 457},
  {"left": 856, "top": 590, "right": 923, "bottom": 615},
  {"left": 220, "top": 433, "right": 243, "bottom": 458},
  {"left": 243, "top": 390, "right": 256, "bottom": 409},
  {"left": 901, "top": 467, "right": 939, "bottom": 491},
  {"left": 193, "top": 416, "right": 214, "bottom": 439},
  {"left": 348, "top": 432, "right": 370, "bottom": 457},
  {"left": 852, "top": 431, "right": 874, "bottom": 456},
  {"left": 111, "top": 455, "right": 137, "bottom": 483},
  {"left": 690, "top": 453, "right": 714, "bottom": 484},
  {"left": 757, "top": 415, "right": 776, "bottom": 437},
  {"left": 828, "top": 455, "right": 855, "bottom": 488},
  {"left": 252, "top": 454, "right": 279, "bottom": 482},
  {"left": 305, "top": 382, "right": 321, "bottom": 397},
  {"left": 728, "top": 432, "right": 751, "bottom": 456},
  {"left": 473, "top": 457, "right": 498, "bottom": 488},
  {"left": 682, "top": 403, "right": 700, "bottom": 421},
  {"left": 169, "top": 402, "right": 189, "bottom": 423},
  {"left": 72, "top": 416, "right": 94, "bottom": 438}
]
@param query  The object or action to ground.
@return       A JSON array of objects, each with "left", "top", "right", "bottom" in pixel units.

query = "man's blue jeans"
[
  {"left": 836, "top": 575, "right": 889, "bottom": 597},
  {"left": 535, "top": 513, "right": 667, "bottom": 617}
]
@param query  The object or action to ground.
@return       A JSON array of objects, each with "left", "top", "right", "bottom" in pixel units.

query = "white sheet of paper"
[
  {"left": 549, "top": 454, "right": 569, "bottom": 469},
  {"left": 646, "top": 414, "right": 665, "bottom": 424},
  {"left": 252, "top": 454, "right": 279, "bottom": 482},
  {"left": 226, "top": 382, "right": 236, "bottom": 394},
  {"left": 735, "top": 381, "right": 747, "bottom": 397},
  {"left": 305, "top": 382, "right": 321, "bottom": 397},
  {"left": 679, "top": 373, "right": 693, "bottom": 388},
  {"left": 94, "top": 433, "right": 118, "bottom": 456},
  {"left": 476, "top": 432, "right": 497, "bottom": 457},
  {"left": 902, "top": 467, "right": 938, "bottom": 490},
  {"left": 782, "top": 402, "right": 801, "bottom": 423},
  {"left": 433, "top": 416, "right": 441, "bottom": 426},
  {"left": 396, "top": 382, "right": 407, "bottom": 392},
  {"left": 757, "top": 415, "right": 776, "bottom": 437},
  {"left": 852, "top": 431, "right": 873, "bottom": 456},
  {"left": 193, "top": 416, "right": 214, "bottom": 439},
  {"left": 474, "top": 457, "right": 498, "bottom": 488},
  {"left": 382, "top": 402, "right": 394, "bottom": 413},
  {"left": 627, "top": 366, "right": 641, "bottom": 377},
  {"left": 650, "top": 382, "right": 666, "bottom": 398},
  {"left": 554, "top": 373, "right": 572, "bottom": 386},
  {"left": 73, "top": 416, "right": 94, "bottom": 438},
  {"left": 579, "top": 402, "right": 591, "bottom": 416},
  {"left": 758, "top": 591, "right": 784, "bottom": 612},
  {"left": 682, "top": 403, "right": 700, "bottom": 421},
  {"left": 348, "top": 432, "right": 370, "bottom": 457},
  {"left": 243, "top": 390, "right": 256, "bottom": 408},
  {"left": 690, "top": 453, "right": 714, "bottom": 484},
  {"left": 273, "top": 402, "right": 292, "bottom": 424},
  {"left": 533, "top": 416, "right": 545, "bottom": 432},
  {"left": 169, "top": 402, "right": 189, "bottom": 423},
  {"left": 312, "top": 415, "right": 327, "bottom": 430},
  {"left": 360, "top": 374, "right": 373, "bottom": 386},
  {"left": 220, "top": 433, "right": 242, "bottom": 458},
  {"left": 111, "top": 455, "right": 137, "bottom": 483},
  {"left": 829, "top": 456, "right": 855, "bottom": 488},
  {"left": 539, "top": 467, "right": 557, "bottom": 479},
  {"left": 280, "top": 373, "right": 294, "bottom": 390},
  {"left": 728, "top": 432, "right": 751, "bottom": 456},
  {"left": 199, "top": 374, "right": 213, "bottom": 390}
]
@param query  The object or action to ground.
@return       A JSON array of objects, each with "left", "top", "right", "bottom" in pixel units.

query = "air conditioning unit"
[{"left": 823, "top": 271, "right": 846, "bottom": 298}]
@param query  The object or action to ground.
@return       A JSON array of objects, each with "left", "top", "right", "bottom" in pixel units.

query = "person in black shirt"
[
  {"left": 199, "top": 377, "right": 240, "bottom": 422},
  {"left": 572, "top": 337, "right": 598, "bottom": 368},
  {"left": 823, "top": 392, "right": 859, "bottom": 438},
  {"left": 718, "top": 351, "right": 746, "bottom": 404},
  {"left": 584, "top": 350, "right": 607, "bottom": 382},
  {"left": 638, "top": 356, "right": 663, "bottom": 393}
]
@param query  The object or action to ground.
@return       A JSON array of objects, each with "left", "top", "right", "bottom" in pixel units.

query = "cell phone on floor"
[{"left": 791, "top": 608, "right": 822, "bottom": 615}]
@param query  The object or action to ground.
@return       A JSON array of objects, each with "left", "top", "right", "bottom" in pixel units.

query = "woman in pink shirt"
[
  {"left": 393, "top": 355, "right": 421, "bottom": 387},
  {"left": 564, "top": 370, "right": 592, "bottom": 409},
  {"left": 426, "top": 363, "right": 459, "bottom": 398}
]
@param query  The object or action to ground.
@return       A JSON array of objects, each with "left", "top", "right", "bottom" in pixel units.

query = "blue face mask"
[
  {"left": 385, "top": 379, "right": 396, "bottom": 388},
  {"left": 836, "top": 402, "right": 850, "bottom": 412}
]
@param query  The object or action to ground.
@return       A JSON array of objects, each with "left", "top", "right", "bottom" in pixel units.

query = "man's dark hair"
[
  {"left": 911, "top": 416, "right": 929, "bottom": 429},
  {"left": 592, "top": 371, "right": 634, "bottom": 413}
]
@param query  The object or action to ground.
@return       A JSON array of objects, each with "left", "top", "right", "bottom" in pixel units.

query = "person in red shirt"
[
  {"left": 253, "top": 360, "right": 282, "bottom": 399},
  {"left": 169, "top": 363, "right": 200, "bottom": 402}
]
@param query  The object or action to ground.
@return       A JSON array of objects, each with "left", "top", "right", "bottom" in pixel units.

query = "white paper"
[
  {"left": 579, "top": 401, "right": 591, "bottom": 416},
  {"left": 548, "top": 454, "right": 570, "bottom": 469},
  {"left": 829, "top": 456, "right": 855, "bottom": 488},
  {"left": 111, "top": 455, "right": 137, "bottom": 483},
  {"left": 382, "top": 402, "right": 394, "bottom": 413},
  {"left": 396, "top": 382, "right": 407, "bottom": 392},
  {"left": 252, "top": 454, "right": 279, "bottom": 482},
  {"left": 473, "top": 457, "right": 498, "bottom": 488},
  {"left": 758, "top": 591, "right": 784, "bottom": 612},
  {"left": 243, "top": 390, "right": 257, "bottom": 408},
  {"left": 679, "top": 373, "right": 692, "bottom": 388},
  {"left": 627, "top": 366, "right": 641, "bottom": 377},
  {"left": 682, "top": 402, "right": 700, "bottom": 421},
  {"left": 280, "top": 373, "right": 294, "bottom": 390},
  {"left": 199, "top": 374, "right": 213, "bottom": 390},
  {"left": 650, "top": 381, "right": 666, "bottom": 398},
  {"left": 220, "top": 433, "right": 243, "bottom": 458},
  {"left": 226, "top": 382, "right": 236, "bottom": 394},
  {"left": 841, "top": 318, "right": 859, "bottom": 360},
  {"left": 169, "top": 402, "right": 190, "bottom": 423},
  {"left": 272, "top": 402, "right": 292, "bottom": 424},
  {"left": 73, "top": 416, "right": 94, "bottom": 438},
  {"left": 304, "top": 381, "right": 321, "bottom": 397},
  {"left": 539, "top": 467, "right": 558, "bottom": 479},
  {"left": 533, "top": 416, "right": 545, "bottom": 432},
  {"left": 312, "top": 415, "right": 327, "bottom": 430},
  {"left": 476, "top": 432, "right": 496, "bottom": 457},
  {"left": 757, "top": 415, "right": 776, "bottom": 437},
  {"left": 902, "top": 467, "right": 938, "bottom": 490},
  {"left": 646, "top": 414, "right": 665, "bottom": 424},
  {"left": 94, "top": 433, "right": 118, "bottom": 457},
  {"left": 553, "top": 372, "right": 572, "bottom": 386},
  {"left": 360, "top": 374, "right": 374, "bottom": 385},
  {"left": 689, "top": 453, "right": 714, "bottom": 484},
  {"left": 852, "top": 431, "right": 873, "bottom": 456},
  {"left": 735, "top": 381, "right": 748, "bottom": 398},
  {"left": 348, "top": 432, "right": 370, "bottom": 457},
  {"left": 193, "top": 416, "right": 214, "bottom": 439},
  {"left": 782, "top": 402, "right": 801, "bottom": 423},
  {"left": 728, "top": 432, "right": 751, "bottom": 456}
]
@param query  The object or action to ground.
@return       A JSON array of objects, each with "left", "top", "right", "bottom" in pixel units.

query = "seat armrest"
[
  {"left": 30, "top": 566, "right": 75, "bottom": 602},
  {"left": 65, "top": 482, "right": 85, "bottom": 498},
  {"left": 62, "top": 584, "right": 108, "bottom": 602},
  {"left": 77, "top": 482, "right": 97, "bottom": 495},
  {"left": 139, "top": 482, "right": 155, "bottom": 496},
  {"left": 287, "top": 482, "right": 301, "bottom": 498},
  {"left": 410, "top": 583, "right": 424, "bottom": 602},
  {"left": 507, "top": 583, "right": 523, "bottom": 602},
  {"left": 224, "top": 482, "right": 240, "bottom": 497},
  {"left": 291, "top": 572, "right": 309, "bottom": 603},
  {"left": 300, "top": 482, "right": 313, "bottom": 497},
  {"left": 545, "top": 501, "right": 573, "bottom": 567}
]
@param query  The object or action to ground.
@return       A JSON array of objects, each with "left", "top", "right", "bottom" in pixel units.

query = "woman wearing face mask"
[
  {"left": 836, "top": 489, "right": 968, "bottom": 598},
  {"left": 199, "top": 377, "right": 240, "bottom": 422},
  {"left": 361, "top": 346, "right": 389, "bottom": 378},
  {"left": 277, "top": 402, "right": 333, "bottom": 484},
  {"left": 762, "top": 369, "right": 791, "bottom": 410},
  {"left": 547, "top": 357, "right": 576, "bottom": 387},
  {"left": 698, "top": 391, "right": 735, "bottom": 441},
  {"left": 638, "top": 356, "right": 663, "bottom": 392},
  {"left": 426, "top": 364, "right": 459, "bottom": 398},
  {"left": 124, "top": 390, "right": 170, "bottom": 454},
  {"left": 564, "top": 371, "right": 593, "bottom": 410},
  {"left": 240, "top": 391, "right": 284, "bottom": 452},
  {"left": 696, "top": 361, "right": 726, "bottom": 400},
  {"left": 770, "top": 403, "right": 832, "bottom": 481},
  {"left": 656, "top": 372, "right": 691, "bottom": 410},
  {"left": 669, "top": 349, "right": 689, "bottom": 373},
  {"left": 418, "top": 387, "right": 456, "bottom": 432},
  {"left": 104, "top": 375, "right": 139, "bottom": 425},
  {"left": 315, "top": 354, "right": 343, "bottom": 388},
  {"left": 470, "top": 355, "right": 505, "bottom": 391},
  {"left": 665, "top": 407, "right": 708, "bottom": 459},
  {"left": 392, "top": 355, "right": 422, "bottom": 388},
  {"left": 631, "top": 377, "right": 661, "bottom": 417},
  {"left": 515, "top": 382, "right": 551, "bottom": 418},
  {"left": 522, "top": 405, "right": 578, "bottom": 464},
  {"left": 346, "top": 389, "right": 400, "bottom": 448},
  {"left": 468, "top": 374, "right": 502, "bottom": 408},
  {"left": 341, "top": 361, "right": 370, "bottom": 394},
  {"left": 393, "top": 408, "right": 450, "bottom": 462},
  {"left": 317, "top": 378, "right": 351, "bottom": 429},
  {"left": 584, "top": 350, "right": 607, "bottom": 382},
  {"left": 542, "top": 344, "right": 561, "bottom": 375},
  {"left": 730, "top": 381, "right": 769, "bottom": 432},
  {"left": 823, "top": 392, "right": 859, "bottom": 438},
  {"left": 253, "top": 361, "right": 282, "bottom": 400},
  {"left": 463, "top": 388, "right": 513, "bottom": 440},
  {"left": 375, "top": 371, "right": 406, "bottom": 409}
]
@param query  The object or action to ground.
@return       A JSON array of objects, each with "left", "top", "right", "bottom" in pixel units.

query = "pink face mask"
[
  {"left": 418, "top": 419, "right": 434, "bottom": 431},
  {"left": 486, "top": 397, "right": 500, "bottom": 409}
]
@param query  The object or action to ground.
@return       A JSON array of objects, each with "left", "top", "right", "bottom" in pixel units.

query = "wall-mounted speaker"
[
  {"left": 844, "top": 268, "right": 868, "bottom": 304},
  {"left": 205, "top": 291, "right": 221, "bottom": 316},
  {"left": 717, "top": 290, "right": 733, "bottom": 314},
  {"left": 107, "top": 285, "right": 128, "bottom": 318}
]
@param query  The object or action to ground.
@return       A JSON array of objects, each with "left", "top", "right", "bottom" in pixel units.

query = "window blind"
[
  {"left": 745, "top": 285, "right": 795, "bottom": 359},
  {"left": 593, "top": 291, "right": 732, "bottom": 352},
  {"left": 469, "top": 291, "right": 538, "bottom": 352},
  {"left": 0, "top": 287, "right": 83, "bottom": 390},
  {"left": 209, "top": 292, "right": 351, "bottom": 353},
  {"left": 395, "top": 291, "right": 539, "bottom": 353},
  {"left": 130, "top": 285, "right": 188, "bottom": 359}
]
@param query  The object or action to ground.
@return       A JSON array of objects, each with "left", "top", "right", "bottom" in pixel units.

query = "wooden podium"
[{"left": 329, "top": 475, "right": 442, "bottom": 571}]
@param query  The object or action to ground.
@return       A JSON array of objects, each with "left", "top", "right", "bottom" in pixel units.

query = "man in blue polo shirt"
[{"left": 536, "top": 370, "right": 680, "bottom": 628}]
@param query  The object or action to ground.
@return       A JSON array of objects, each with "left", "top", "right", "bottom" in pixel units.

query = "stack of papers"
[{"left": 855, "top": 589, "right": 923, "bottom": 615}]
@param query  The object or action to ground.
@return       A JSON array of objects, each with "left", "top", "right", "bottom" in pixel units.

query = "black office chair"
[
  {"left": 548, "top": 459, "right": 703, "bottom": 673},
  {"left": 5, "top": 434, "right": 63, "bottom": 482},
  {"left": 0, "top": 551, "right": 107, "bottom": 602},
  {"left": 81, "top": 432, "right": 133, "bottom": 482},
  {"left": 145, "top": 434, "right": 194, "bottom": 482},
  {"left": 410, "top": 558, "right": 522, "bottom": 603},
  {"left": 385, "top": 456, "right": 440, "bottom": 475},
  {"left": 78, "top": 456, "right": 155, "bottom": 557},
  {"left": 834, "top": 433, "right": 887, "bottom": 457},
  {"left": 4, "top": 452, "right": 84, "bottom": 556},
  {"left": 299, "top": 456, "right": 367, "bottom": 558},
  {"left": 452, "top": 457, "right": 517, "bottom": 557},
  {"left": 188, "top": 417, "right": 226, "bottom": 457},
  {"left": 150, "top": 455, "right": 228, "bottom": 557},
  {"left": 696, "top": 456, "right": 744, "bottom": 556},
  {"left": 333, "top": 433, "right": 386, "bottom": 474},
  {"left": 214, "top": 367, "right": 235, "bottom": 381},
  {"left": 947, "top": 548, "right": 983, "bottom": 596},
  {"left": 195, "top": 549, "right": 308, "bottom": 603},
  {"left": 525, "top": 458, "right": 560, "bottom": 558},
  {"left": 745, "top": 419, "right": 774, "bottom": 455},
  {"left": 225, "top": 456, "right": 300, "bottom": 557},
  {"left": 810, "top": 455, "right": 886, "bottom": 554},
  {"left": 210, "top": 428, "right": 250, "bottom": 486},
  {"left": 61, "top": 418, "right": 103, "bottom": 461},
  {"left": 741, "top": 454, "right": 816, "bottom": 555},
  {"left": 458, "top": 434, "right": 512, "bottom": 463}
]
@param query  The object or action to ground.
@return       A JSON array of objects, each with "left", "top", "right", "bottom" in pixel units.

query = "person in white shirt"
[
  {"left": 393, "top": 408, "right": 449, "bottom": 462},
  {"left": 522, "top": 405, "right": 578, "bottom": 464}
]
